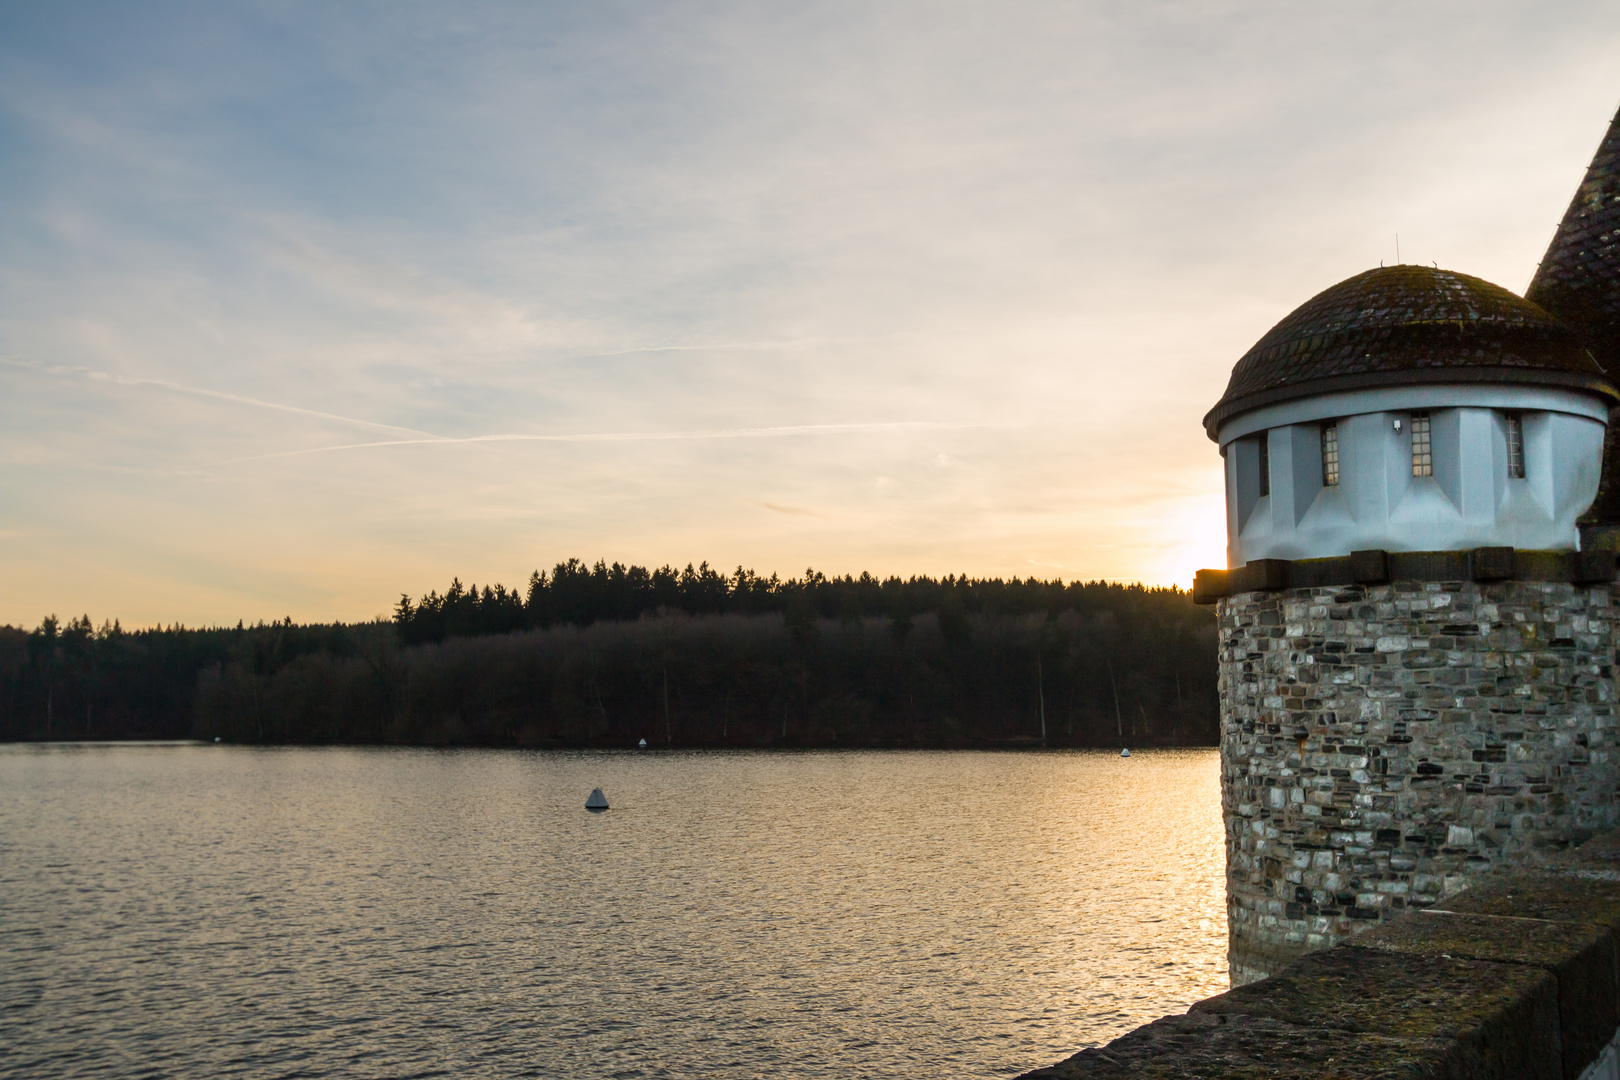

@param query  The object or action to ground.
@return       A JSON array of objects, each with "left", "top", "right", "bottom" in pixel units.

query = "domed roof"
[{"left": 1203, "top": 265, "right": 1617, "bottom": 439}]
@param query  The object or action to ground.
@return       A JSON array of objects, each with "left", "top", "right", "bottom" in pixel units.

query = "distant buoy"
[
  {"left": 585, "top": 787, "right": 610, "bottom": 811},
  {"left": 1120, "top": 748, "right": 1131, "bottom": 758},
  {"left": 638, "top": 738, "right": 648, "bottom": 749}
]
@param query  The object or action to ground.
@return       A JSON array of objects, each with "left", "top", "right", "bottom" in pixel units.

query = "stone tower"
[{"left": 1194, "top": 112, "right": 1620, "bottom": 983}]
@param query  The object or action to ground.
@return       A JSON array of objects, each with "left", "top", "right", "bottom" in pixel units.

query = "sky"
[{"left": 3, "top": 1, "right": 1619, "bottom": 628}]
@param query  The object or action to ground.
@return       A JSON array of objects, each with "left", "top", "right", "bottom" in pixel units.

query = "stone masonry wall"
[{"left": 1218, "top": 577, "right": 1620, "bottom": 985}]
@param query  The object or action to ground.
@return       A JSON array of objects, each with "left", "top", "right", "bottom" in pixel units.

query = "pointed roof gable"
[
  {"left": 1526, "top": 105, "right": 1620, "bottom": 531},
  {"left": 1526, "top": 105, "right": 1620, "bottom": 377}
]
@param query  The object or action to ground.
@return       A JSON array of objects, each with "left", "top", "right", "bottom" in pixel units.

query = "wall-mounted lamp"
[{"left": 1393, "top": 418, "right": 1403, "bottom": 433}]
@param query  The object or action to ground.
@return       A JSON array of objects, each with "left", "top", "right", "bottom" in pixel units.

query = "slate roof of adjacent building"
[
  {"left": 1525, "top": 105, "right": 1620, "bottom": 528},
  {"left": 1203, "top": 265, "right": 1617, "bottom": 440},
  {"left": 1527, "top": 105, "right": 1620, "bottom": 379}
]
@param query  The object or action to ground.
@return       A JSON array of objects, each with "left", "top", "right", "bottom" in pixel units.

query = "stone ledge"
[
  {"left": 1189, "top": 947, "right": 1559, "bottom": 1080},
  {"left": 1192, "top": 548, "right": 1618, "bottom": 605},
  {"left": 1017, "top": 1012, "right": 1457, "bottom": 1080},
  {"left": 1019, "top": 830, "right": 1620, "bottom": 1080},
  {"left": 1354, "top": 913, "right": 1616, "bottom": 1080}
]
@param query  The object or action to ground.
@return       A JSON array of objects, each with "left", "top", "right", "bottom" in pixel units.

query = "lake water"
[{"left": 0, "top": 746, "right": 1226, "bottom": 1079}]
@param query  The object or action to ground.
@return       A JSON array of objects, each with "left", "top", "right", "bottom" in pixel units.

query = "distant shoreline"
[
  {"left": 1, "top": 736, "right": 1218, "bottom": 751},
  {"left": 5, "top": 576, "right": 1219, "bottom": 748}
]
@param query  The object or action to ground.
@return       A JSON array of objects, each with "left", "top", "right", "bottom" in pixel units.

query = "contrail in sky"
[
  {"left": 4, "top": 357, "right": 440, "bottom": 438},
  {"left": 210, "top": 421, "right": 1001, "bottom": 466},
  {"left": 5, "top": 355, "right": 1002, "bottom": 470}
]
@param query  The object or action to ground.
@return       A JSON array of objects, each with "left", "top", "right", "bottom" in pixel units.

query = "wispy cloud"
[
  {"left": 762, "top": 502, "right": 828, "bottom": 519},
  {"left": 209, "top": 421, "right": 1001, "bottom": 466},
  {"left": 3, "top": 1, "right": 1618, "bottom": 624},
  {"left": 573, "top": 329, "right": 939, "bottom": 359}
]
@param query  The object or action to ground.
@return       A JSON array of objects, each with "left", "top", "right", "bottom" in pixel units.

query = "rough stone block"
[
  {"left": 1354, "top": 910, "right": 1617, "bottom": 1080},
  {"left": 1189, "top": 946, "right": 1560, "bottom": 1080},
  {"left": 1016, "top": 1012, "right": 1456, "bottom": 1080}
]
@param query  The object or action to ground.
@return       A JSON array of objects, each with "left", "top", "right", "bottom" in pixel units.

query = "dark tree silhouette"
[{"left": 1, "top": 560, "right": 1219, "bottom": 748}]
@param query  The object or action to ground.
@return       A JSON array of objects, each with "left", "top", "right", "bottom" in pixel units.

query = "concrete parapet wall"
[
  {"left": 1020, "top": 830, "right": 1620, "bottom": 1080},
  {"left": 1216, "top": 576, "right": 1619, "bottom": 984}
]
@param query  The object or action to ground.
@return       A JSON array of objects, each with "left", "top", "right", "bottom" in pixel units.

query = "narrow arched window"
[
  {"left": 1410, "top": 413, "right": 1432, "bottom": 477},
  {"left": 1505, "top": 413, "right": 1525, "bottom": 479},
  {"left": 1321, "top": 422, "right": 1339, "bottom": 486}
]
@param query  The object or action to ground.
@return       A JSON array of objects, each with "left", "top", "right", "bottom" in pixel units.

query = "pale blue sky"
[{"left": 3, "top": 1, "right": 1618, "bottom": 626}]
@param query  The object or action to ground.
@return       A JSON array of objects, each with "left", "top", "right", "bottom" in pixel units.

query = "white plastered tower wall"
[{"left": 1220, "top": 386, "right": 1607, "bottom": 567}]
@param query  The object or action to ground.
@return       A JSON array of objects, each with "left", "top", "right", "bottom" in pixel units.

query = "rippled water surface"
[{"left": 1, "top": 746, "right": 1225, "bottom": 1078}]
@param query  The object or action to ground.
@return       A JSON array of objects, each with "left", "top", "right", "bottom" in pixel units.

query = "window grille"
[
  {"left": 1321, "top": 423, "right": 1339, "bottom": 486},
  {"left": 1506, "top": 413, "right": 1525, "bottom": 478},
  {"left": 1257, "top": 435, "right": 1270, "bottom": 497},
  {"left": 1410, "top": 413, "right": 1432, "bottom": 477}
]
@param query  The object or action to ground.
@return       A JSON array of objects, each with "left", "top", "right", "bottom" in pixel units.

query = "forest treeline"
[{"left": 1, "top": 562, "right": 1219, "bottom": 748}]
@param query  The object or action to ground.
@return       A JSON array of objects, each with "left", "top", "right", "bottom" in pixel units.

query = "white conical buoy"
[
  {"left": 638, "top": 738, "right": 648, "bottom": 749},
  {"left": 1120, "top": 747, "right": 1130, "bottom": 758},
  {"left": 585, "top": 787, "right": 610, "bottom": 811}
]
